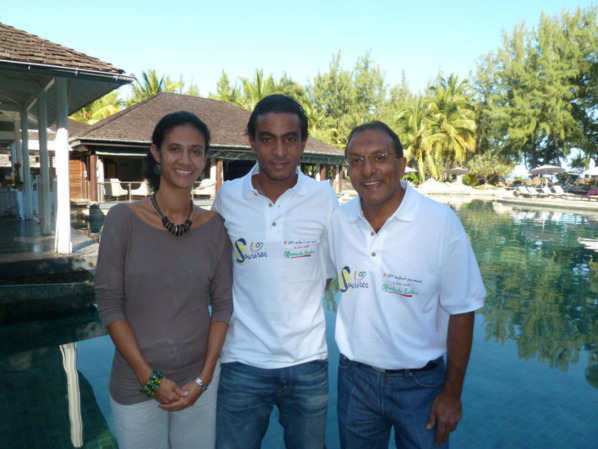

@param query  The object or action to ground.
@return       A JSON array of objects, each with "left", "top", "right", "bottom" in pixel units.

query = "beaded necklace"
[{"left": 150, "top": 193, "right": 193, "bottom": 237}]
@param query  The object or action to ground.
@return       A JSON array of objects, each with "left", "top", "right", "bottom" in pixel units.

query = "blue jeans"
[
  {"left": 216, "top": 360, "right": 328, "bottom": 449},
  {"left": 337, "top": 355, "right": 447, "bottom": 449}
]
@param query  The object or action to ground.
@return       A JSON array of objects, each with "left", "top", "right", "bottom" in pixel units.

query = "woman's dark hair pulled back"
[{"left": 144, "top": 111, "right": 211, "bottom": 192}]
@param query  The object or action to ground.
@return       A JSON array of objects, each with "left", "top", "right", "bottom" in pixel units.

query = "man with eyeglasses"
[{"left": 329, "top": 121, "right": 485, "bottom": 448}]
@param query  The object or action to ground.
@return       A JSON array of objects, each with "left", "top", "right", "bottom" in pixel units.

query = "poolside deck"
[
  {"left": 0, "top": 198, "right": 215, "bottom": 279},
  {"left": 0, "top": 218, "right": 98, "bottom": 281},
  {"left": 495, "top": 194, "right": 598, "bottom": 212}
]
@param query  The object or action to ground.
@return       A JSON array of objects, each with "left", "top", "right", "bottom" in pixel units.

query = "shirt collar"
[
  {"left": 348, "top": 181, "right": 419, "bottom": 224},
  {"left": 241, "top": 163, "right": 307, "bottom": 199}
]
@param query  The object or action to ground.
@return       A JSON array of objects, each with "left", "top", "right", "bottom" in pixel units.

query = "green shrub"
[{"left": 403, "top": 173, "right": 420, "bottom": 184}]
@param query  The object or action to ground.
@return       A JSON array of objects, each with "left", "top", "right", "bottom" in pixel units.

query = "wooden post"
[
  {"left": 216, "top": 159, "right": 223, "bottom": 192},
  {"left": 89, "top": 154, "right": 98, "bottom": 202}
]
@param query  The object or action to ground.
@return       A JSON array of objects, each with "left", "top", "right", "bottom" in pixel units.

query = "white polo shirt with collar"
[
  {"left": 212, "top": 164, "right": 338, "bottom": 369},
  {"left": 330, "top": 181, "right": 485, "bottom": 370}
]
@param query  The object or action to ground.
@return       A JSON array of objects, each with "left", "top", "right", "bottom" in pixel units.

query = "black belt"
[{"left": 356, "top": 358, "right": 439, "bottom": 374}]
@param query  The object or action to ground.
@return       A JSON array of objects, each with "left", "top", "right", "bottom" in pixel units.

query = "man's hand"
[
  {"left": 426, "top": 389, "right": 463, "bottom": 446},
  {"left": 425, "top": 311, "right": 474, "bottom": 445}
]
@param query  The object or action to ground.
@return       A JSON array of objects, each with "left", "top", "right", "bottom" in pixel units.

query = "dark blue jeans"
[
  {"left": 216, "top": 360, "right": 328, "bottom": 449},
  {"left": 338, "top": 355, "right": 447, "bottom": 449}
]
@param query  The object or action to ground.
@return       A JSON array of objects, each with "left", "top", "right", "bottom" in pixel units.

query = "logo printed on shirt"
[
  {"left": 233, "top": 235, "right": 268, "bottom": 264},
  {"left": 282, "top": 240, "right": 317, "bottom": 259},
  {"left": 338, "top": 265, "right": 369, "bottom": 293},
  {"left": 382, "top": 272, "right": 420, "bottom": 298}
]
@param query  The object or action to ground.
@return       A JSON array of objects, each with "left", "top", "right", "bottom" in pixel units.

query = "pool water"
[{"left": 1, "top": 198, "right": 597, "bottom": 448}]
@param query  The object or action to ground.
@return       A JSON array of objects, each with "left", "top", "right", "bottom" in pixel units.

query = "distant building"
[
  {"left": 0, "top": 21, "right": 133, "bottom": 251},
  {"left": 68, "top": 92, "right": 345, "bottom": 202}
]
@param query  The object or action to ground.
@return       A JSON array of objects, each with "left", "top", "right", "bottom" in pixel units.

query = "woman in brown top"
[{"left": 95, "top": 111, "right": 233, "bottom": 449}]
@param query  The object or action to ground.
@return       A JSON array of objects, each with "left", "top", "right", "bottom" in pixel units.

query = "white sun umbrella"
[
  {"left": 529, "top": 164, "right": 565, "bottom": 186},
  {"left": 447, "top": 167, "right": 470, "bottom": 175},
  {"left": 567, "top": 167, "right": 585, "bottom": 177},
  {"left": 404, "top": 166, "right": 417, "bottom": 173},
  {"left": 529, "top": 164, "right": 565, "bottom": 176},
  {"left": 447, "top": 167, "right": 469, "bottom": 185}
]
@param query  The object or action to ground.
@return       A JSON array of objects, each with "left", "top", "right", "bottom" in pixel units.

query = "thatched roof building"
[{"left": 69, "top": 92, "right": 345, "bottom": 201}]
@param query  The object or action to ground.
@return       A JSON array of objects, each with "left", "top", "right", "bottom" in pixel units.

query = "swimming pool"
[{"left": 1, "top": 198, "right": 597, "bottom": 448}]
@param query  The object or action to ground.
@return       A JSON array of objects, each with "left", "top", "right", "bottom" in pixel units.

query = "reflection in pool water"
[{"left": 1, "top": 199, "right": 597, "bottom": 448}]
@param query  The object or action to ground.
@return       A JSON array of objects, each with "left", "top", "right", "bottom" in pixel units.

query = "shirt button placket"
[{"left": 269, "top": 201, "right": 281, "bottom": 235}]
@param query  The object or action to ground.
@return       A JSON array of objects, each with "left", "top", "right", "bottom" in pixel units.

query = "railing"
[{"left": 95, "top": 180, "right": 215, "bottom": 202}]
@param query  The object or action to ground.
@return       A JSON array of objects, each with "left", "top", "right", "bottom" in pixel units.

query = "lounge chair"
[
  {"left": 104, "top": 178, "right": 128, "bottom": 201},
  {"left": 131, "top": 181, "right": 150, "bottom": 199},
  {"left": 515, "top": 186, "right": 532, "bottom": 197},
  {"left": 541, "top": 186, "right": 556, "bottom": 197},
  {"left": 588, "top": 193, "right": 598, "bottom": 202},
  {"left": 551, "top": 185, "right": 580, "bottom": 200},
  {"left": 526, "top": 187, "right": 548, "bottom": 197}
]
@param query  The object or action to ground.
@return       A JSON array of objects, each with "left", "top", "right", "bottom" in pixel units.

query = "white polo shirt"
[
  {"left": 212, "top": 164, "right": 338, "bottom": 369},
  {"left": 330, "top": 182, "right": 485, "bottom": 370}
]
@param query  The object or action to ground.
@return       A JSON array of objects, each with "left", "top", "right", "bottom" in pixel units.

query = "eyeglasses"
[{"left": 345, "top": 152, "right": 396, "bottom": 169}]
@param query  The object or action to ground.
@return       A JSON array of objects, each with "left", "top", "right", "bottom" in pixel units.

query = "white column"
[
  {"left": 210, "top": 160, "right": 217, "bottom": 180},
  {"left": 9, "top": 141, "right": 17, "bottom": 170},
  {"left": 60, "top": 343, "right": 83, "bottom": 448},
  {"left": 96, "top": 157, "right": 105, "bottom": 202},
  {"left": 54, "top": 78, "right": 72, "bottom": 254},
  {"left": 332, "top": 165, "right": 340, "bottom": 192},
  {"left": 37, "top": 93, "right": 52, "bottom": 234},
  {"left": 20, "top": 112, "right": 33, "bottom": 219},
  {"left": 315, "top": 164, "right": 321, "bottom": 181},
  {"left": 13, "top": 118, "right": 23, "bottom": 167}
]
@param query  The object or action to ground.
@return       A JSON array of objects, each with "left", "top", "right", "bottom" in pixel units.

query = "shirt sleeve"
[
  {"left": 438, "top": 210, "right": 486, "bottom": 314},
  {"left": 211, "top": 188, "right": 223, "bottom": 214},
  {"left": 320, "top": 185, "right": 339, "bottom": 280},
  {"left": 209, "top": 214, "right": 233, "bottom": 323},
  {"left": 95, "top": 205, "right": 130, "bottom": 326}
]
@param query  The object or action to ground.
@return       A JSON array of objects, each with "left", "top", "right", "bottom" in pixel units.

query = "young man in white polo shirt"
[
  {"left": 330, "top": 121, "right": 485, "bottom": 448},
  {"left": 212, "top": 94, "right": 337, "bottom": 449}
]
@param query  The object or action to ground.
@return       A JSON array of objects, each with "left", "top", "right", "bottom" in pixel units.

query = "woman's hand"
[
  {"left": 158, "top": 379, "right": 203, "bottom": 411},
  {"left": 153, "top": 377, "right": 187, "bottom": 405}
]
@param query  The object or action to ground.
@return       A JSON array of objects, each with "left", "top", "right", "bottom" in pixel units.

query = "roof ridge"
[{"left": 160, "top": 91, "right": 252, "bottom": 113}]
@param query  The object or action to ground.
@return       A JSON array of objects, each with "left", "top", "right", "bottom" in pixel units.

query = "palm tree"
[
  {"left": 213, "top": 69, "right": 307, "bottom": 112},
  {"left": 71, "top": 90, "right": 123, "bottom": 124},
  {"left": 429, "top": 74, "right": 477, "bottom": 174},
  {"left": 237, "top": 69, "right": 277, "bottom": 110},
  {"left": 302, "top": 102, "right": 338, "bottom": 145},
  {"left": 397, "top": 96, "right": 443, "bottom": 182},
  {"left": 126, "top": 70, "right": 183, "bottom": 106}
]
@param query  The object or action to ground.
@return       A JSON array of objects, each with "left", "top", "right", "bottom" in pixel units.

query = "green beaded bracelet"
[{"left": 140, "top": 369, "right": 163, "bottom": 398}]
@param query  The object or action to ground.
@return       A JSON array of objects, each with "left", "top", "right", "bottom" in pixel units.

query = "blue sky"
[{"left": 3, "top": 0, "right": 596, "bottom": 96}]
